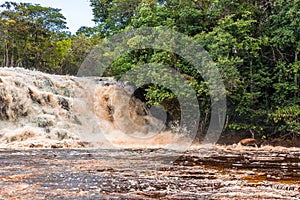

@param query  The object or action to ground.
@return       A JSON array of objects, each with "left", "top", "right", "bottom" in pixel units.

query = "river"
[{"left": 1, "top": 145, "right": 299, "bottom": 199}]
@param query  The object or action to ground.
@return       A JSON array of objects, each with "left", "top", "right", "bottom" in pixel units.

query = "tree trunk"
[
  {"left": 5, "top": 45, "right": 9, "bottom": 67},
  {"left": 10, "top": 53, "right": 14, "bottom": 67}
]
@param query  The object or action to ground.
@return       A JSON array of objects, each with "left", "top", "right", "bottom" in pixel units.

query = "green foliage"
[
  {"left": 60, "top": 33, "right": 101, "bottom": 75},
  {"left": 90, "top": 0, "right": 142, "bottom": 35},
  {"left": 0, "top": 2, "right": 102, "bottom": 75},
  {"left": 55, "top": 39, "right": 72, "bottom": 57},
  {"left": 269, "top": 105, "right": 300, "bottom": 134},
  {"left": 94, "top": 0, "right": 300, "bottom": 137},
  {"left": 0, "top": 2, "right": 68, "bottom": 72},
  {"left": 228, "top": 123, "right": 264, "bottom": 132}
]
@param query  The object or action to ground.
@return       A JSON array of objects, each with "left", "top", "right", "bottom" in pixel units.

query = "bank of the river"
[{"left": 216, "top": 131, "right": 300, "bottom": 147}]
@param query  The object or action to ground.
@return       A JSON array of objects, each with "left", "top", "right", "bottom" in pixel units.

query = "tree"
[
  {"left": 90, "top": 0, "right": 142, "bottom": 35},
  {"left": 91, "top": 0, "right": 299, "bottom": 139},
  {"left": 60, "top": 33, "right": 101, "bottom": 75},
  {"left": 0, "top": 2, "right": 68, "bottom": 72}
]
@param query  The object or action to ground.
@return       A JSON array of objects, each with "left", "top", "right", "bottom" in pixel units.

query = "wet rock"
[
  {"left": 58, "top": 97, "right": 70, "bottom": 111},
  {"left": 37, "top": 114, "right": 55, "bottom": 128},
  {"left": 1, "top": 148, "right": 300, "bottom": 199},
  {"left": 28, "top": 88, "right": 43, "bottom": 105},
  {"left": 50, "top": 129, "right": 77, "bottom": 140}
]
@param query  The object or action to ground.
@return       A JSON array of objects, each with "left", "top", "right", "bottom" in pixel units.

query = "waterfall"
[{"left": 0, "top": 67, "right": 188, "bottom": 148}]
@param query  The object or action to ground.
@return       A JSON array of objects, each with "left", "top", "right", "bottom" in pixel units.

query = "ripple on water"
[{"left": 0, "top": 146, "right": 299, "bottom": 199}]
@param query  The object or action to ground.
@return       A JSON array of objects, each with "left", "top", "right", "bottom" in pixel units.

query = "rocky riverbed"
[{"left": 1, "top": 145, "right": 299, "bottom": 199}]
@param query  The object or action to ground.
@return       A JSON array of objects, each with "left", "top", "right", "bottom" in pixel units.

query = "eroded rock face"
[{"left": 0, "top": 67, "right": 165, "bottom": 148}]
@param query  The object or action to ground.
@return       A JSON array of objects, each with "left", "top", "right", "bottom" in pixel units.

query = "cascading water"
[{"left": 0, "top": 67, "right": 181, "bottom": 148}]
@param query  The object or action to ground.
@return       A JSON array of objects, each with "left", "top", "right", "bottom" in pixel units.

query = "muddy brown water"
[{"left": 0, "top": 146, "right": 299, "bottom": 200}]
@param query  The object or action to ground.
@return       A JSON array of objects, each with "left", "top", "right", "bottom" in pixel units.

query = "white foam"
[{"left": 0, "top": 68, "right": 183, "bottom": 149}]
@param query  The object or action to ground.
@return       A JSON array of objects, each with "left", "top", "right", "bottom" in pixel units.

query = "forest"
[{"left": 0, "top": 0, "right": 299, "bottom": 144}]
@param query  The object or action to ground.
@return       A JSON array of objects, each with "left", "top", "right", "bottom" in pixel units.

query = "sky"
[{"left": 10, "top": 0, "right": 95, "bottom": 33}]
